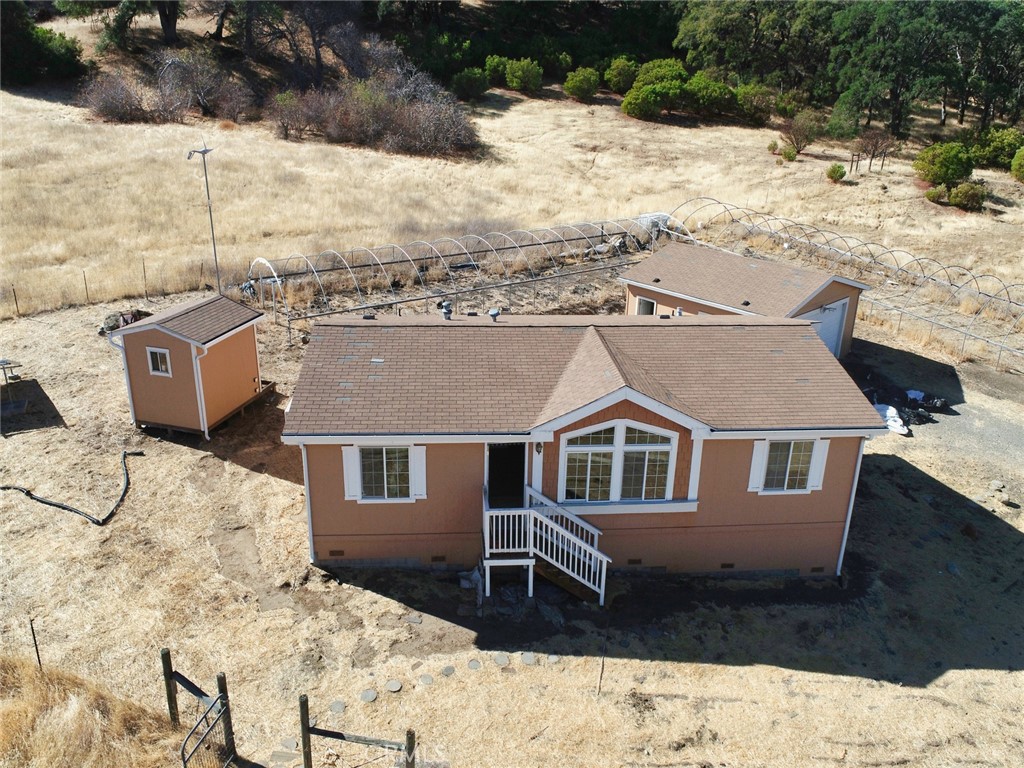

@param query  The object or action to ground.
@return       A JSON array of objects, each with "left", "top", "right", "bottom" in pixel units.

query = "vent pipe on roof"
[
  {"left": 488, "top": 308, "right": 501, "bottom": 322},
  {"left": 441, "top": 301, "right": 453, "bottom": 320}
]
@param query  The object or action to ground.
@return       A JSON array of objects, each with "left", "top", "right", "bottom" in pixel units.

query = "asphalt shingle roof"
[
  {"left": 620, "top": 242, "right": 864, "bottom": 317},
  {"left": 283, "top": 314, "right": 883, "bottom": 436},
  {"left": 117, "top": 295, "right": 262, "bottom": 346}
]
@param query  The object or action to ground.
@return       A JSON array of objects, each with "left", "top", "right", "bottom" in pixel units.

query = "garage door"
[{"left": 799, "top": 297, "right": 848, "bottom": 357}]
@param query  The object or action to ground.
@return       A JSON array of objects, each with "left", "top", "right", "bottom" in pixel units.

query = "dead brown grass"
[{"left": 0, "top": 655, "right": 180, "bottom": 768}]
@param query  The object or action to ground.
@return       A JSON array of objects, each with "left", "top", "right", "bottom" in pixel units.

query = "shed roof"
[
  {"left": 111, "top": 295, "right": 262, "bottom": 346},
  {"left": 283, "top": 314, "right": 882, "bottom": 437},
  {"left": 620, "top": 242, "right": 868, "bottom": 317}
]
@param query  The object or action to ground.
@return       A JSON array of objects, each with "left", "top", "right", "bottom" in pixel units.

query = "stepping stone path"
[
  {"left": 522, "top": 652, "right": 537, "bottom": 666},
  {"left": 441, "top": 665, "right": 456, "bottom": 677},
  {"left": 468, "top": 659, "right": 481, "bottom": 670},
  {"left": 419, "top": 674, "right": 433, "bottom": 685},
  {"left": 386, "top": 679, "right": 403, "bottom": 693},
  {"left": 547, "top": 655, "right": 560, "bottom": 664},
  {"left": 404, "top": 614, "right": 423, "bottom": 624},
  {"left": 360, "top": 689, "right": 378, "bottom": 703},
  {"left": 493, "top": 653, "right": 510, "bottom": 667},
  {"left": 280, "top": 739, "right": 298, "bottom": 751},
  {"left": 329, "top": 700, "right": 346, "bottom": 714}
]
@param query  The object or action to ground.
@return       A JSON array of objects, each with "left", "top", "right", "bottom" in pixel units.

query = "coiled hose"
[{"left": 1, "top": 450, "right": 145, "bottom": 526}]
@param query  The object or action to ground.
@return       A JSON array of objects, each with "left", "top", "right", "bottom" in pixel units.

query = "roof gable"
[
  {"left": 283, "top": 315, "right": 883, "bottom": 438},
  {"left": 620, "top": 242, "right": 867, "bottom": 318},
  {"left": 111, "top": 295, "right": 262, "bottom": 346}
]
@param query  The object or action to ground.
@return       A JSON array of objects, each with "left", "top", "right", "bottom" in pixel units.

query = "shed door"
[{"left": 800, "top": 297, "right": 848, "bottom": 357}]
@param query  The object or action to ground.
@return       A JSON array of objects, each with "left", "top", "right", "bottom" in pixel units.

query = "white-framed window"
[
  {"left": 147, "top": 347, "right": 172, "bottom": 377},
  {"left": 636, "top": 297, "right": 656, "bottom": 315},
  {"left": 748, "top": 439, "right": 829, "bottom": 494},
  {"left": 559, "top": 420, "right": 677, "bottom": 503},
  {"left": 342, "top": 445, "right": 427, "bottom": 503}
]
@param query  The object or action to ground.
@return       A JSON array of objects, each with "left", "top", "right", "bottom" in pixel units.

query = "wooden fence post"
[
  {"left": 299, "top": 694, "right": 313, "bottom": 768},
  {"left": 160, "top": 648, "right": 179, "bottom": 728},
  {"left": 142, "top": 257, "right": 149, "bottom": 301},
  {"left": 82, "top": 270, "right": 90, "bottom": 304},
  {"left": 405, "top": 729, "right": 416, "bottom": 768},
  {"left": 11, "top": 285, "right": 20, "bottom": 317},
  {"left": 217, "top": 673, "right": 236, "bottom": 756},
  {"left": 29, "top": 617, "right": 41, "bottom": 670}
]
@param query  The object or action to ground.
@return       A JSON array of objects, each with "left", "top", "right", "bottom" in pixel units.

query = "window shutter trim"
[
  {"left": 411, "top": 445, "right": 427, "bottom": 498},
  {"left": 808, "top": 439, "right": 830, "bottom": 490},
  {"left": 748, "top": 440, "right": 768, "bottom": 492},
  {"left": 342, "top": 446, "right": 361, "bottom": 500}
]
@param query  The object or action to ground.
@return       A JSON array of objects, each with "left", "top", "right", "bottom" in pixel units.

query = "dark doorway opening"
[{"left": 487, "top": 443, "right": 526, "bottom": 508}]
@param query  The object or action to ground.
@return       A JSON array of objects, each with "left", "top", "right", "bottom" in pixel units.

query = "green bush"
[
  {"left": 1, "top": 1, "right": 85, "bottom": 86},
  {"left": 633, "top": 58, "right": 688, "bottom": 90},
  {"left": 484, "top": 55, "right": 510, "bottom": 87},
  {"left": 924, "top": 185, "right": 948, "bottom": 204},
  {"left": 563, "top": 67, "right": 600, "bottom": 102},
  {"left": 780, "top": 109, "right": 825, "bottom": 153},
  {"left": 1011, "top": 147, "right": 1024, "bottom": 183},
  {"left": 767, "top": 139, "right": 778, "bottom": 154},
  {"left": 967, "top": 127, "right": 1024, "bottom": 169},
  {"left": 604, "top": 56, "right": 638, "bottom": 94},
  {"left": 826, "top": 163, "right": 847, "bottom": 183},
  {"left": 735, "top": 83, "right": 774, "bottom": 126},
  {"left": 774, "top": 90, "right": 804, "bottom": 118},
  {"left": 826, "top": 92, "right": 861, "bottom": 140},
  {"left": 682, "top": 71, "right": 736, "bottom": 116},
  {"left": 948, "top": 182, "right": 987, "bottom": 211},
  {"left": 451, "top": 67, "right": 489, "bottom": 101},
  {"left": 781, "top": 145, "right": 798, "bottom": 162},
  {"left": 621, "top": 84, "right": 662, "bottom": 121},
  {"left": 505, "top": 58, "right": 543, "bottom": 94},
  {"left": 913, "top": 142, "right": 974, "bottom": 188}
]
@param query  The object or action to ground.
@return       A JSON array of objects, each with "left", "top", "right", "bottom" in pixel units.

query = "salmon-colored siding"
[
  {"left": 793, "top": 281, "right": 861, "bottom": 358},
  {"left": 625, "top": 285, "right": 734, "bottom": 317},
  {"left": 199, "top": 326, "right": 261, "bottom": 427},
  {"left": 123, "top": 329, "right": 201, "bottom": 431},
  {"left": 307, "top": 443, "right": 485, "bottom": 567}
]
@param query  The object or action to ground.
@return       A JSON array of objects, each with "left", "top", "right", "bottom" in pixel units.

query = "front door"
[{"left": 487, "top": 443, "right": 526, "bottom": 508}]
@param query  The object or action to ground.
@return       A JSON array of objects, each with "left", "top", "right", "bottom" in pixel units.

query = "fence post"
[
  {"left": 29, "top": 617, "right": 41, "bottom": 670},
  {"left": 299, "top": 694, "right": 313, "bottom": 768},
  {"left": 82, "top": 270, "right": 90, "bottom": 304},
  {"left": 216, "top": 673, "right": 236, "bottom": 756},
  {"left": 405, "top": 729, "right": 416, "bottom": 768},
  {"left": 142, "top": 257, "right": 149, "bottom": 301},
  {"left": 160, "top": 648, "right": 179, "bottom": 728},
  {"left": 11, "top": 285, "right": 20, "bottom": 317}
]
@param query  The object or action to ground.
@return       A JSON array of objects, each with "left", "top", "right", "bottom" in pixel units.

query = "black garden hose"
[{"left": 1, "top": 450, "right": 145, "bottom": 526}]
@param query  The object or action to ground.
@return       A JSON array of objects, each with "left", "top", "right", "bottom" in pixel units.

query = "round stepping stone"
[
  {"left": 329, "top": 700, "right": 346, "bottom": 714},
  {"left": 547, "top": 655, "right": 560, "bottom": 664},
  {"left": 493, "top": 653, "right": 510, "bottom": 667},
  {"left": 385, "top": 679, "right": 403, "bottom": 693},
  {"left": 404, "top": 614, "right": 423, "bottom": 624},
  {"left": 419, "top": 674, "right": 433, "bottom": 686},
  {"left": 522, "top": 652, "right": 537, "bottom": 666},
  {"left": 441, "top": 665, "right": 456, "bottom": 677},
  {"left": 280, "top": 738, "right": 298, "bottom": 751},
  {"left": 360, "top": 689, "right": 378, "bottom": 703},
  {"left": 468, "top": 659, "right": 482, "bottom": 670}
]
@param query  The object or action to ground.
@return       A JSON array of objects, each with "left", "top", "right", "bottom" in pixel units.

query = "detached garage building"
[
  {"left": 108, "top": 295, "right": 266, "bottom": 439},
  {"left": 620, "top": 242, "right": 868, "bottom": 357}
]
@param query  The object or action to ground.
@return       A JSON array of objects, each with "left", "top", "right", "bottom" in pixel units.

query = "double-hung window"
[
  {"left": 560, "top": 421, "right": 677, "bottom": 504},
  {"left": 748, "top": 439, "right": 829, "bottom": 494},
  {"left": 147, "top": 347, "right": 171, "bottom": 377},
  {"left": 342, "top": 445, "right": 427, "bottom": 503}
]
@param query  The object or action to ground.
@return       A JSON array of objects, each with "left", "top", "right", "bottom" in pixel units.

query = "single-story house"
[
  {"left": 620, "top": 242, "right": 869, "bottom": 357},
  {"left": 282, "top": 313, "right": 885, "bottom": 605},
  {"left": 108, "top": 295, "right": 267, "bottom": 439}
]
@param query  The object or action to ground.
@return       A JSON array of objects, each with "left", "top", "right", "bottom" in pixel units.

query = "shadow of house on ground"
[
  {"left": 142, "top": 398, "right": 302, "bottom": 485},
  {"left": 325, "top": 455, "right": 1023, "bottom": 688},
  {"left": 845, "top": 338, "right": 965, "bottom": 409},
  {"left": 1, "top": 378, "right": 66, "bottom": 435}
]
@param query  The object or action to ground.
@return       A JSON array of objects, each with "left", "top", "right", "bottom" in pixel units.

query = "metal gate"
[{"left": 161, "top": 648, "right": 237, "bottom": 768}]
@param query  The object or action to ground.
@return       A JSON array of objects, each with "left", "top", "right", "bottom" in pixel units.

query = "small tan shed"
[
  {"left": 108, "top": 295, "right": 265, "bottom": 439},
  {"left": 620, "top": 242, "right": 869, "bottom": 357}
]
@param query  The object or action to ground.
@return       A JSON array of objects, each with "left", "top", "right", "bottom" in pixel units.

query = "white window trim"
[
  {"left": 636, "top": 296, "right": 656, "bottom": 315},
  {"left": 341, "top": 445, "right": 427, "bottom": 504},
  {"left": 747, "top": 438, "right": 829, "bottom": 495},
  {"left": 557, "top": 419, "right": 678, "bottom": 504},
  {"left": 146, "top": 346, "right": 172, "bottom": 377}
]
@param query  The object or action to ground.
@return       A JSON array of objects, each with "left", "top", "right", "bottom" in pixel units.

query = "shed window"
[{"left": 147, "top": 347, "right": 171, "bottom": 377}]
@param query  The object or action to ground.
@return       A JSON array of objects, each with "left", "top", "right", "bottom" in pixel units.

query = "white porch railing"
[{"left": 483, "top": 485, "right": 611, "bottom": 605}]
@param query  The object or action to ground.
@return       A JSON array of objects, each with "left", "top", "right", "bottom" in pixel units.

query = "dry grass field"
[{"left": 3, "top": 14, "right": 1024, "bottom": 768}]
